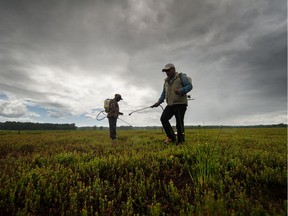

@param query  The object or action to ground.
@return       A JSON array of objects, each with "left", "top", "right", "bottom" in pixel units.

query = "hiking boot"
[{"left": 164, "top": 137, "right": 175, "bottom": 144}]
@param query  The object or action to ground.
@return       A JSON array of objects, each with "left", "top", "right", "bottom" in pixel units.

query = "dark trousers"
[
  {"left": 108, "top": 117, "right": 117, "bottom": 140},
  {"left": 160, "top": 104, "right": 187, "bottom": 143}
]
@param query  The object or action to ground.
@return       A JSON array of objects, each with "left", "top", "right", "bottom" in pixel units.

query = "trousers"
[
  {"left": 160, "top": 104, "right": 187, "bottom": 143},
  {"left": 108, "top": 117, "right": 117, "bottom": 140}
]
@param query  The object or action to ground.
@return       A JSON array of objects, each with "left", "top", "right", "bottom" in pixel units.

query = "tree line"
[
  {"left": 0, "top": 121, "right": 286, "bottom": 131},
  {"left": 0, "top": 121, "right": 76, "bottom": 130}
]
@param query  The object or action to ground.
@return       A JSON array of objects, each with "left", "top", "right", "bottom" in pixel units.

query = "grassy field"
[{"left": 0, "top": 128, "right": 286, "bottom": 215}]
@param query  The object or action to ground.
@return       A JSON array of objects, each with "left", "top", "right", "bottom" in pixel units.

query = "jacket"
[
  {"left": 107, "top": 99, "right": 120, "bottom": 118},
  {"left": 159, "top": 72, "right": 192, "bottom": 106}
]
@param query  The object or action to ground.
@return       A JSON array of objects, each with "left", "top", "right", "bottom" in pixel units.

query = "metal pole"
[{"left": 128, "top": 106, "right": 152, "bottom": 116}]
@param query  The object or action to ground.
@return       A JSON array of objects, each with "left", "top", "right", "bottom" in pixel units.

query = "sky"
[{"left": 0, "top": 0, "right": 287, "bottom": 127}]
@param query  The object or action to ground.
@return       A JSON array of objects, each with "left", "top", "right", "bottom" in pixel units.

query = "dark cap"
[{"left": 115, "top": 94, "right": 123, "bottom": 100}]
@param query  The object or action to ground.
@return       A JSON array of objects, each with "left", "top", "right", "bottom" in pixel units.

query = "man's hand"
[
  {"left": 174, "top": 89, "right": 180, "bottom": 94},
  {"left": 151, "top": 102, "right": 161, "bottom": 108}
]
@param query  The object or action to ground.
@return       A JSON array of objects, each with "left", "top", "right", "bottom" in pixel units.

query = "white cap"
[{"left": 162, "top": 63, "right": 175, "bottom": 72}]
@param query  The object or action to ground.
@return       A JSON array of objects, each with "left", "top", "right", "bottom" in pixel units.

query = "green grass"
[{"left": 0, "top": 128, "right": 286, "bottom": 215}]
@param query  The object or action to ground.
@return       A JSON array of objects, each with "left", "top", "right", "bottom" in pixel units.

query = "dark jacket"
[{"left": 107, "top": 99, "right": 120, "bottom": 118}]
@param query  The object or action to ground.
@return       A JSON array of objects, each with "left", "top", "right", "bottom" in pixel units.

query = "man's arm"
[
  {"left": 152, "top": 85, "right": 165, "bottom": 107},
  {"left": 179, "top": 74, "right": 192, "bottom": 95}
]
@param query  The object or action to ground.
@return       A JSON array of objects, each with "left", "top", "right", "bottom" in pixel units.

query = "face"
[{"left": 164, "top": 67, "right": 176, "bottom": 79}]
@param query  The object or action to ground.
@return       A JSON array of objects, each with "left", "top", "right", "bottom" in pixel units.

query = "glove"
[{"left": 151, "top": 102, "right": 161, "bottom": 108}]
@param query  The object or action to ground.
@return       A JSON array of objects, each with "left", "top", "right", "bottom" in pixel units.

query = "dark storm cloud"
[
  {"left": 0, "top": 0, "right": 286, "bottom": 126},
  {"left": 230, "top": 28, "right": 287, "bottom": 99}
]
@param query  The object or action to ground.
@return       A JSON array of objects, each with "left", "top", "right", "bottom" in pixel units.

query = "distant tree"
[{"left": 0, "top": 121, "right": 77, "bottom": 130}]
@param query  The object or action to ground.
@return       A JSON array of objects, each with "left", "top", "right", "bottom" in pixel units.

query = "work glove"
[{"left": 151, "top": 102, "right": 161, "bottom": 108}]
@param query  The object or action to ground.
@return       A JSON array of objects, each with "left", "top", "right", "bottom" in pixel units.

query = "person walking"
[
  {"left": 107, "top": 94, "right": 123, "bottom": 140},
  {"left": 152, "top": 63, "right": 192, "bottom": 144}
]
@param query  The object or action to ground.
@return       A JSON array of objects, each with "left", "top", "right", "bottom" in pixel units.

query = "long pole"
[{"left": 128, "top": 106, "right": 152, "bottom": 116}]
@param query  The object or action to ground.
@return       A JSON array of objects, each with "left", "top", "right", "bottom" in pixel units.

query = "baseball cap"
[
  {"left": 115, "top": 94, "right": 123, "bottom": 100},
  {"left": 162, "top": 63, "right": 175, "bottom": 72}
]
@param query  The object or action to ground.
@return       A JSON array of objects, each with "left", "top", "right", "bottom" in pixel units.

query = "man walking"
[
  {"left": 152, "top": 63, "right": 192, "bottom": 144},
  {"left": 107, "top": 94, "right": 123, "bottom": 140}
]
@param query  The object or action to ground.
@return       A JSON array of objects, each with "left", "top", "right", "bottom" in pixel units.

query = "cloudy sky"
[{"left": 0, "top": 0, "right": 286, "bottom": 127}]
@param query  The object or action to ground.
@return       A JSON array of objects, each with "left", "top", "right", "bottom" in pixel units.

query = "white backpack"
[{"left": 104, "top": 99, "right": 111, "bottom": 113}]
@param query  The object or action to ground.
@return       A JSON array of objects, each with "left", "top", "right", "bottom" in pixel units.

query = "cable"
[
  {"left": 96, "top": 105, "right": 165, "bottom": 127},
  {"left": 96, "top": 110, "right": 133, "bottom": 127},
  {"left": 128, "top": 106, "right": 151, "bottom": 116},
  {"left": 96, "top": 110, "right": 107, "bottom": 121},
  {"left": 128, "top": 105, "right": 164, "bottom": 116}
]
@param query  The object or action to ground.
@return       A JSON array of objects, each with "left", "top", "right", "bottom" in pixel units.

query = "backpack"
[{"left": 104, "top": 99, "right": 111, "bottom": 113}]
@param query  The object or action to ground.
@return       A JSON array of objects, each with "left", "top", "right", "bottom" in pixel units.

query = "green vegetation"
[{"left": 0, "top": 128, "right": 286, "bottom": 215}]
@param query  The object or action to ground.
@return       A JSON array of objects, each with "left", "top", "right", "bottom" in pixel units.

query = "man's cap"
[
  {"left": 115, "top": 94, "right": 123, "bottom": 100},
  {"left": 162, "top": 63, "right": 175, "bottom": 72}
]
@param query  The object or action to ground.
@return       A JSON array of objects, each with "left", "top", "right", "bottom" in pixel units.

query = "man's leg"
[
  {"left": 175, "top": 104, "right": 187, "bottom": 143},
  {"left": 108, "top": 117, "right": 117, "bottom": 140},
  {"left": 160, "top": 106, "right": 176, "bottom": 141}
]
